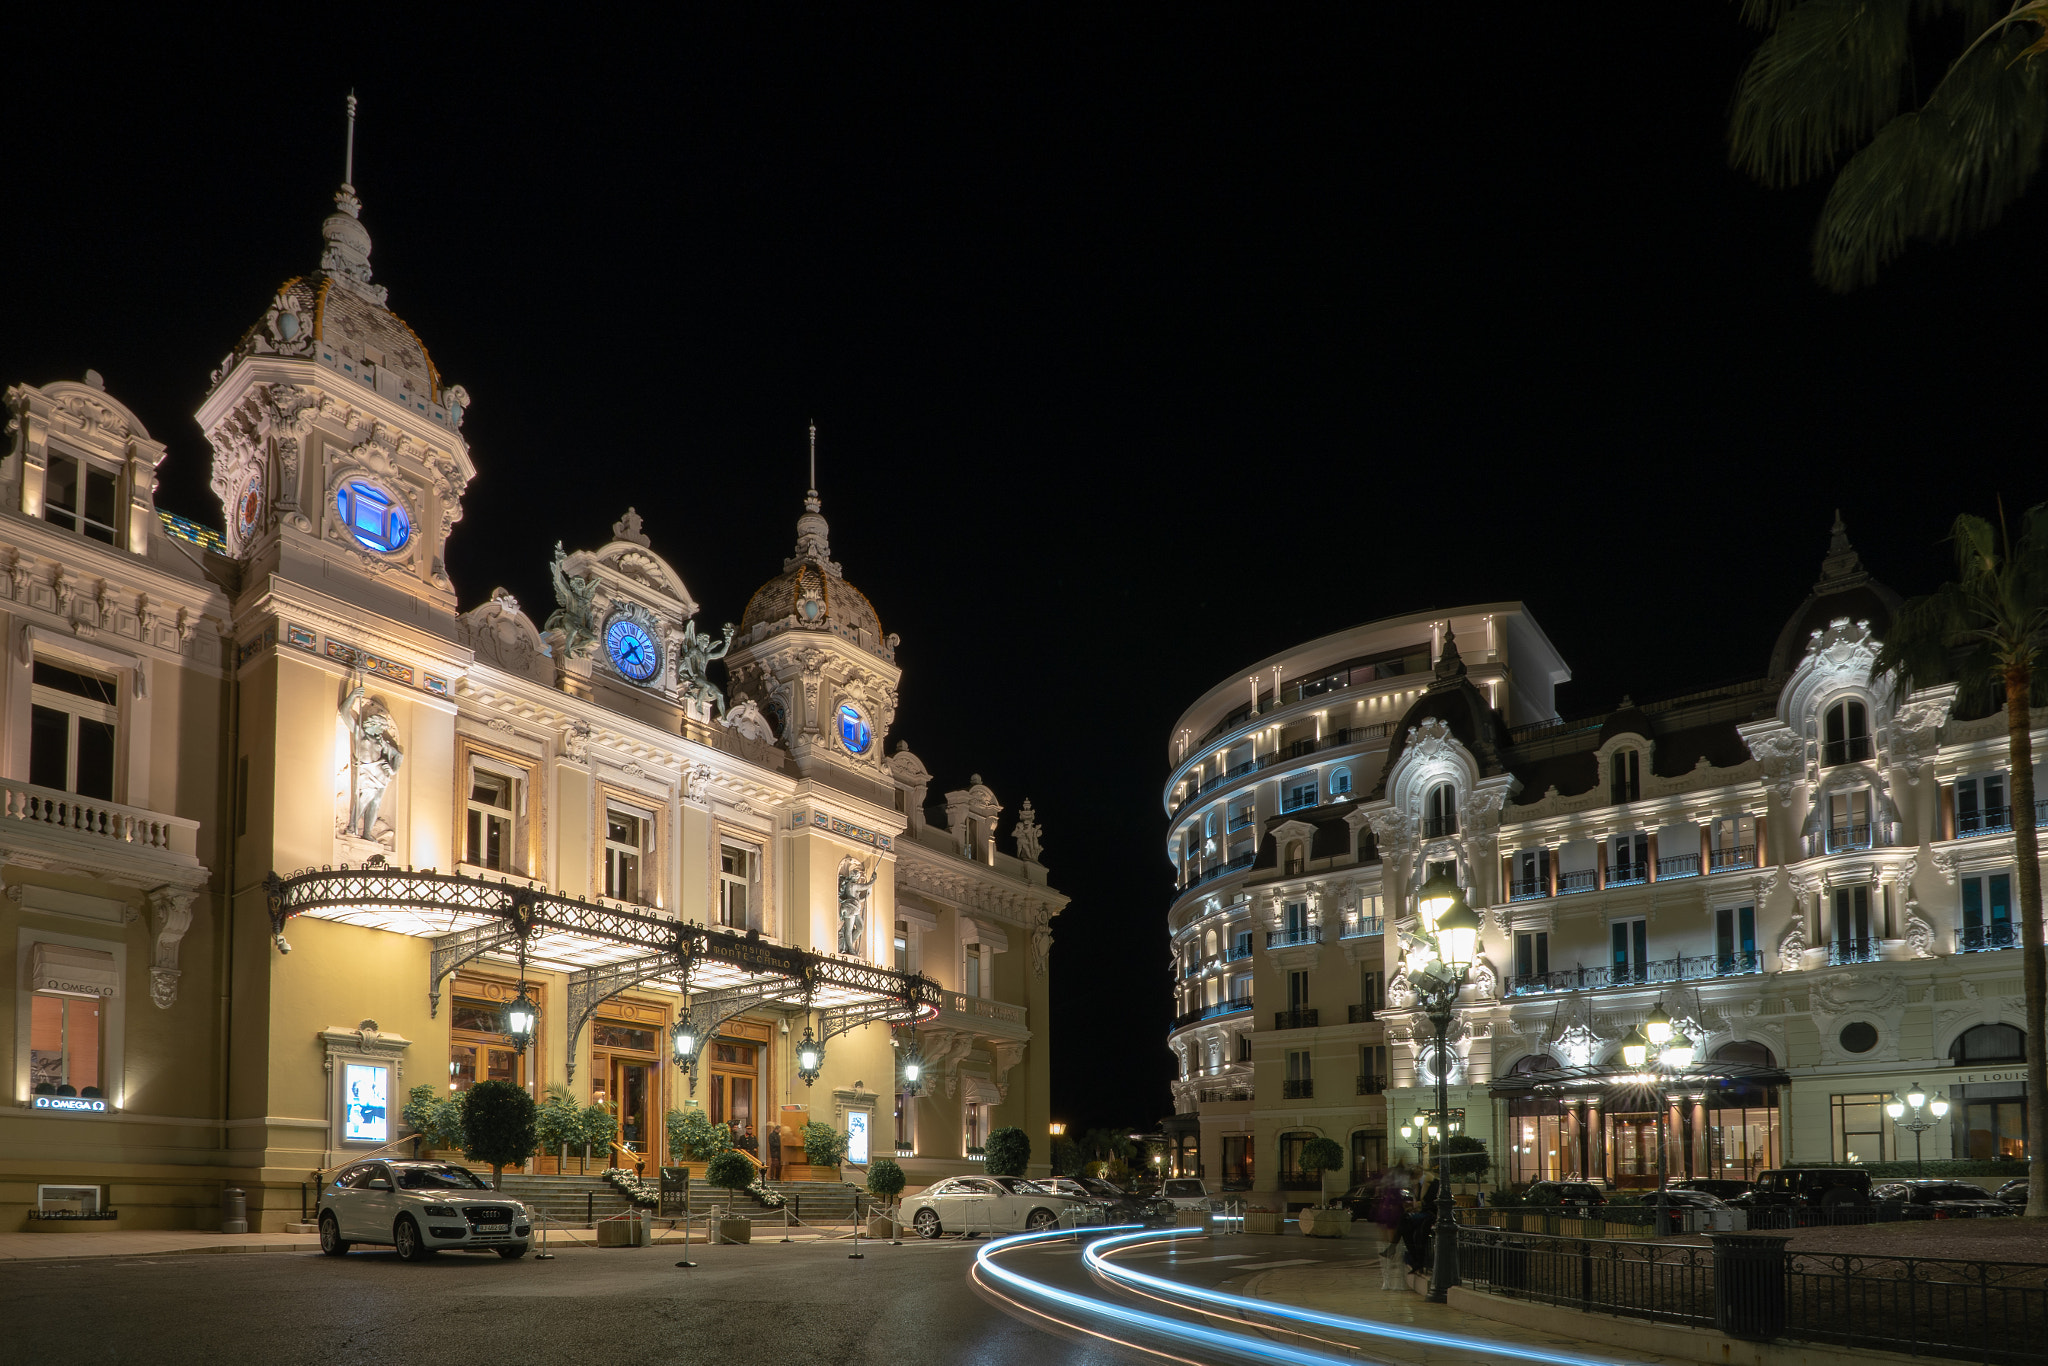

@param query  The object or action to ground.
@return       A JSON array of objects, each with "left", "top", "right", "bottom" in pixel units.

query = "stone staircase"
[{"left": 494, "top": 1174, "right": 637, "bottom": 1227}]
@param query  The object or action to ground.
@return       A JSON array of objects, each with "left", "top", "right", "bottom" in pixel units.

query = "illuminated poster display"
[
  {"left": 847, "top": 1110, "right": 870, "bottom": 1166},
  {"left": 344, "top": 1064, "right": 388, "bottom": 1142}
]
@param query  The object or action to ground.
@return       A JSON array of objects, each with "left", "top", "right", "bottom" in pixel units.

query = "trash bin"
[
  {"left": 1709, "top": 1232, "right": 1792, "bottom": 1342},
  {"left": 221, "top": 1187, "right": 248, "bottom": 1234}
]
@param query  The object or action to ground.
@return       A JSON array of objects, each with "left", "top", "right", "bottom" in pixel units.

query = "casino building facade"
[
  {"left": 1, "top": 157, "right": 1062, "bottom": 1231},
  {"left": 1163, "top": 528, "right": 2034, "bottom": 1204}
]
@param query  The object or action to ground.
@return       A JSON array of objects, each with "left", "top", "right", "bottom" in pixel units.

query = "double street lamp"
[
  {"left": 1621, "top": 1002, "right": 1696, "bottom": 1233},
  {"left": 1402, "top": 869, "right": 1481, "bottom": 1304},
  {"left": 1886, "top": 1084, "right": 1950, "bottom": 1173}
]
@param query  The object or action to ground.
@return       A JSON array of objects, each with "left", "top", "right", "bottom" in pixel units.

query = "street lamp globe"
[
  {"left": 1930, "top": 1096, "right": 1950, "bottom": 1119},
  {"left": 1416, "top": 869, "right": 1460, "bottom": 931},
  {"left": 1645, "top": 1002, "right": 1673, "bottom": 1046},
  {"left": 1886, "top": 1097, "right": 1906, "bottom": 1120},
  {"left": 671, "top": 1019, "right": 697, "bottom": 1068},
  {"left": 1663, "top": 1031, "right": 1695, "bottom": 1070},
  {"left": 796, "top": 1024, "right": 825, "bottom": 1085},
  {"left": 1907, "top": 1083, "right": 1927, "bottom": 1110},
  {"left": 1435, "top": 899, "right": 1481, "bottom": 971},
  {"left": 1622, "top": 1024, "right": 1649, "bottom": 1069},
  {"left": 502, "top": 989, "right": 539, "bottom": 1055}
]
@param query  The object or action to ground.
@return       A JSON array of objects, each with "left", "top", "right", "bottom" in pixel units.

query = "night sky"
[{"left": 2, "top": 9, "right": 2033, "bottom": 1135}]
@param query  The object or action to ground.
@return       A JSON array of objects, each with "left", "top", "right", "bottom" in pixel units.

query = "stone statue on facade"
[
  {"left": 676, "top": 620, "right": 736, "bottom": 712},
  {"left": 543, "top": 541, "right": 602, "bottom": 659},
  {"left": 1013, "top": 799, "right": 1044, "bottom": 864},
  {"left": 837, "top": 855, "right": 877, "bottom": 955},
  {"left": 340, "top": 683, "right": 403, "bottom": 841},
  {"left": 720, "top": 695, "right": 778, "bottom": 744}
]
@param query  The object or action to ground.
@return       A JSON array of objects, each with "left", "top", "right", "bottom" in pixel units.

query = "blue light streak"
[
  {"left": 974, "top": 1225, "right": 1359, "bottom": 1365},
  {"left": 1082, "top": 1227, "right": 1631, "bottom": 1366}
]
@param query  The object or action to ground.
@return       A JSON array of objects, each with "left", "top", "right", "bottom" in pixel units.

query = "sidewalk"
[{"left": 0, "top": 1221, "right": 876, "bottom": 1262}]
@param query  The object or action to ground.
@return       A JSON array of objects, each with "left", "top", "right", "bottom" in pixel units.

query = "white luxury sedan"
[
  {"left": 318, "top": 1159, "right": 533, "bottom": 1260},
  {"left": 900, "top": 1175, "right": 1096, "bottom": 1238}
]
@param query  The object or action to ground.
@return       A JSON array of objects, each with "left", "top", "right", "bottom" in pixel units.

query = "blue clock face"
[
  {"left": 606, "top": 618, "right": 661, "bottom": 682},
  {"left": 837, "top": 702, "right": 873, "bottom": 755}
]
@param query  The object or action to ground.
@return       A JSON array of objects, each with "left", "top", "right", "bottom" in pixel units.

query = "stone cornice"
[{"left": 895, "top": 840, "right": 1067, "bottom": 926}]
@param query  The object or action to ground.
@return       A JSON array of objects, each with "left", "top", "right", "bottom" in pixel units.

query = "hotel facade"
[
  {"left": 1163, "top": 524, "right": 2032, "bottom": 1204},
  {"left": 1, "top": 166, "right": 1063, "bottom": 1231}
]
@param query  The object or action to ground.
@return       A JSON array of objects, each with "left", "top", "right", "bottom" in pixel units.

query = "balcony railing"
[
  {"left": 0, "top": 778, "right": 202, "bottom": 862},
  {"left": 1348, "top": 1003, "right": 1376, "bottom": 1024},
  {"left": 1509, "top": 876, "right": 1547, "bottom": 901},
  {"left": 1339, "top": 916, "right": 1383, "bottom": 939},
  {"left": 1825, "top": 823, "right": 1874, "bottom": 853},
  {"left": 1957, "top": 800, "right": 2048, "bottom": 837},
  {"left": 1181, "top": 960, "right": 1203, "bottom": 979},
  {"left": 1277, "top": 1172, "right": 1322, "bottom": 1189},
  {"left": 1556, "top": 869, "right": 1597, "bottom": 895},
  {"left": 1506, "top": 950, "right": 1763, "bottom": 996},
  {"left": 1225, "top": 944, "right": 1253, "bottom": 962},
  {"left": 1266, "top": 926, "right": 1322, "bottom": 948},
  {"left": 1605, "top": 862, "right": 1648, "bottom": 889},
  {"left": 1281, "top": 1078, "right": 1314, "bottom": 1099},
  {"left": 1708, "top": 845, "right": 1755, "bottom": 872},
  {"left": 1656, "top": 853, "right": 1700, "bottom": 879},
  {"left": 1424, "top": 815, "right": 1458, "bottom": 838},
  {"left": 1828, "top": 938, "right": 1881, "bottom": 966},
  {"left": 1273, "top": 1008, "right": 1319, "bottom": 1030},
  {"left": 1197, "top": 1086, "right": 1252, "bottom": 1104},
  {"left": 1356, "top": 1074, "right": 1387, "bottom": 1096},
  {"left": 1171, "top": 997, "right": 1254, "bottom": 1030},
  {"left": 1227, "top": 814, "right": 1256, "bottom": 832},
  {"left": 1957, "top": 923, "right": 2021, "bottom": 953},
  {"left": 1170, "top": 723, "right": 1396, "bottom": 813},
  {"left": 1821, "top": 737, "right": 1873, "bottom": 767},
  {"left": 1180, "top": 851, "right": 1256, "bottom": 895}
]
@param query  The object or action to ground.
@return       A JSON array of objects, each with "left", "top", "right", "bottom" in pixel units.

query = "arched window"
[
  {"left": 1204, "top": 928, "right": 1219, "bottom": 957},
  {"left": 1610, "top": 748, "right": 1640, "bottom": 804},
  {"left": 1330, "top": 768, "right": 1352, "bottom": 798},
  {"left": 1950, "top": 1023, "right": 2025, "bottom": 1063},
  {"left": 1949, "top": 1025, "right": 2028, "bottom": 1161},
  {"left": 1823, "top": 698, "right": 1871, "bottom": 767},
  {"left": 1713, "top": 1040, "right": 1777, "bottom": 1068},
  {"left": 1508, "top": 1053, "right": 1559, "bottom": 1077},
  {"left": 1426, "top": 782, "right": 1458, "bottom": 837},
  {"left": 1285, "top": 841, "right": 1306, "bottom": 875}
]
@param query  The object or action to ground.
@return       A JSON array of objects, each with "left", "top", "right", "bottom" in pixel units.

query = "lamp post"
[
  {"left": 1622, "top": 1005, "right": 1695, "bottom": 1235},
  {"left": 1403, "top": 869, "right": 1479, "bottom": 1303},
  {"left": 1886, "top": 1083, "right": 1949, "bottom": 1174}
]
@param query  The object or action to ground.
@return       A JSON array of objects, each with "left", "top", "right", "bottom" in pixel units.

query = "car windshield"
[
  {"left": 1163, "top": 1180, "right": 1204, "bottom": 1197},
  {"left": 1080, "top": 1178, "right": 1124, "bottom": 1196},
  {"left": 993, "top": 1177, "right": 1049, "bottom": 1194},
  {"left": 1919, "top": 1186, "right": 1983, "bottom": 1201},
  {"left": 395, "top": 1165, "right": 491, "bottom": 1191}
]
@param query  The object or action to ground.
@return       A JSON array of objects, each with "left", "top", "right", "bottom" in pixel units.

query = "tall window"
[
  {"left": 894, "top": 1088, "right": 915, "bottom": 1154},
  {"left": 1360, "top": 1044, "right": 1388, "bottom": 1089},
  {"left": 1284, "top": 1051, "right": 1312, "bottom": 1095},
  {"left": 1284, "top": 841, "right": 1306, "bottom": 875},
  {"left": 1513, "top": 847, "right": 1550, "bottom": 896},
  {"left": 1832, "top": 886, "right": 1873, "bottom": 960},
  {"left": 1610, "top": 916, "right": 1648, "bottom": 983},
  {"left": 1236, "top": 1033, "right": 1252, "bottom": 1062},
  {"left": 1960, "top": 871, "right": 2014, "bottom": 951},
  {"left": 964, "top": 1101, "right": 988, "bottom": 1151},
  {"left": 1831, "top": 1093, "right": 1889, "bottom": 1164},
  {"left": 1283, "top": 775, "right": 1317, "bottom": 812},
  {"left": 1822, "top": 698, "right": 1871, "bottom": 766},
  {"left": 30, "top": 661, "right": 117, "bottom": 800},
  {"left": 1282, "top": 900, "right": 1308, "bottom": 939},
  {"left": 1287, "top": 969, "right": 1310, "bottom": 1011},
  {"left": 1358, "top": 967, "right": 1383, "bottom": 1017},
  {"left": 963, "top": 943, "right": 982, "bottom": 997},
  {"left": 893, "top": 920, "right": 910, "bottom": 972},
  {"left": 1610, "top": 748, "right": 1640, "bottom": 804},
  {"left": 1329, "top": 768, "right": 1351, "bottom": 798},
  {"left": 1950, "top": 1024, "right": 2028, "bottom": 1160},
  {"left": 1826, "top": 789, "right": 1874, "bottom": 851},
  {"left": 604, "top": 807, "right": 646, "bottom": 903},
  {"left": 43, "top": 451, "right": 119, "bottom": 545},
  {"left": 465, "top": 769, "right": 516, "bottom": 871},
  {"left": 1956, "top": 773, "right": 2010, "bottom": 835},
  {"left": 28, "top": 991, "right": 102, "bottom": 1095},
  {"left": 1426, "top": 783, "right": 1458, "bottom": 837},
  {"left": 718, "top": 844, "right": 753, "bottom": 929},
  {"left": 1710, "top": 814, "right": 1757, "bottom": 868},
  {"left": 1609, "top": 832, "right": 1648, "bottom": 882},
  {"left": 1514, "top": 930, "right": 1549, "bottom": 982},
  {"left": 1715, "top": 905, "right": 1757, "bottom": 971}
]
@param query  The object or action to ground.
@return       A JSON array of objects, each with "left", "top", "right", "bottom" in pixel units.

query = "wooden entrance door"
[
  {"left": 591, "top": 1013, "right": 662, "bottom": 1173},
  {"left": 708, "top": 1040, "right": 759, "bottom": 1152}
]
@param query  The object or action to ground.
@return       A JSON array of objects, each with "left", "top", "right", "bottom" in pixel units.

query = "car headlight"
[{"left": 423, "top": 1203, "right": 458, "bottom": 1216}]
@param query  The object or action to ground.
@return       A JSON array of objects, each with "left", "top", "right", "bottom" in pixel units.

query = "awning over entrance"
[
  {"left": 1488, "top": 1059, "right": 1789, "bottom": 1101},
  {"left": 264, "top": 865, "right": 939, "bottom": 1079}
]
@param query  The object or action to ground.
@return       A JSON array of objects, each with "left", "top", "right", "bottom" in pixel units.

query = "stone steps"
[{"left": 494, "top": 1175, "right": 636, "bottom": 1227}]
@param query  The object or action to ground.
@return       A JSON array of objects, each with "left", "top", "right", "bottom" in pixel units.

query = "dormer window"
[
  {"left": 1610, "top": 748, "right": 1640, "bottom": 804},
  {"left": 1822, "top": 699, "right": 1870, "bottom": 767},
  {"left": 335, "top": 481, "right": 411, "bottom": 554},
  {"left": 1425, "top": 782, "right": 1457, "bottom": 838},
  {"left": 44, "top": 451, "right": 119, "bottom": 545}
]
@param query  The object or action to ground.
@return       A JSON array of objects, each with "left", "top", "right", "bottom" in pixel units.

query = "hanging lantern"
[
  {"left": 899, "top": 1036, "right": 926, "bottom": 1096},
  {"left": 502, "top": 987, "right": 539, "bottom": 1055},
  {"left": 672, "top": 1018, "right": 698, "bottom": 1069},
  {"left": 1644, "top": 1002, "right": 1673, "bottom": 1046},
  {"left": 797, "top": 1023, "right": 825, "bottom": 1086}
]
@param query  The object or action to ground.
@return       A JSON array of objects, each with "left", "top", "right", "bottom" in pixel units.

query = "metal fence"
[{"left": 1455, "top": 1225, "right": 2048, "bottom": 1365}]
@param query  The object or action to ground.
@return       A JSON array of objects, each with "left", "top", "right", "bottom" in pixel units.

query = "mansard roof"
[{"left": 1767, "top": 512, "right": 1902, "bottom": 679}]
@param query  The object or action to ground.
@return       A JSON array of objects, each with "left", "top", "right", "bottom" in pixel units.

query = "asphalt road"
[{"left": 2, "top": 1237, "right": 1151, "bottom": 1366}]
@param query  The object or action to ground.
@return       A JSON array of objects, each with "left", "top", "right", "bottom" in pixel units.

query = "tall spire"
[
  {"left": 320, "top": 91, "right": 382, "bottom": 302},
  {"left": 1817, "top": 508, "right": 1868, "bottom": 588},
  {"left": 806, "top": 420, "right": 820, "bottom": 513},
  {"left": 789, "top": 421, "right": 835, "bottom": 568}
]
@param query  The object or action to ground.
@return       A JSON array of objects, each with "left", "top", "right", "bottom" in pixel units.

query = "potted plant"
[
  {"left": 984, "top": 1126, "right": 1032, "bottom": 1178},
  {"left": 460, "top": 1080, "right": 538, "bottom": 1191},
  {"left": 705, "top": 1149, "right": 756, "bottom": 1243},
  {"left": 1441, "top": 1135, "right": 1490, "bottom": 1207},
  {"left": 865, "top": 1157, "right": 906, "bottom": 1238},
  {"left": 664, "top": 1107, "right": 732, "bottom": 1179},
  {"left": 578, "top": 1099, "right": 617, "bottom": 1175},
  {"left": 1297, "top": 1137, "right": 1348, "bottom": 1236},
  {"left": 785, "top": 1121, "right": 849, "bottom": 1181},
  {"left": 1244, "top": 1203, "right": 1283, "bottom": 1236},
  {"left": 403, "top": 1082, "right": 467, "bottom": 1158},
  {"left": 534, "top": 1084, "right": 581, "bottom": 1174}
]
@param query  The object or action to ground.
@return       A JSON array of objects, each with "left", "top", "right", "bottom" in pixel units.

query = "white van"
[{"left": 1158, "top": 1178, "right": 1212, "bottom": 1212}]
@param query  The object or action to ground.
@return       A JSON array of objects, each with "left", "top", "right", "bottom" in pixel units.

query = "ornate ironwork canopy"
[{"left": 264, "top": 865, "right": 939, "bottom": 1055}]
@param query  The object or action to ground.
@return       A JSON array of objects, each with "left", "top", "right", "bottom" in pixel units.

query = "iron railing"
[
  {"left": 1339, "top": 916, "right": 1383, "bottom": 939},
  {"left": 1356, "top": 1074, "right": 1386, "bottom": 1095},
  {"left": 1509, "top": 876, "right": 1547, "bottom": 901},
  {"left": 1657, "top": 853, "right": 1701, "bottom": 879},
  {"left": 1280, "top": 1078, "right": 1314, "bottom": 1099},
  {"left": 1348, "top": 1003, "right": 1376, "bottom": 1023},
  {"left": 1506, "top": 950, "right": 1762, "bottom": 997},
  {"left": 1822, "top": 737, "right": 1873, "bottom": 767},
  {"left": 1557, "top": 869, "right": 1597, "bottom": 894},
  {"left": 1709, "top": 845, "right": 1756, "bottom": 872},
  {"left": 1170, "top": 997, "right": 1253, "bottom": 1030},
  {"left": 1958, "top": 799, "right": 2048, "bottom": 837},
  {"left": 1957, "top": 924, "right": 2021, "bottom": 953},
  {"left": 1828, "top": 938, "right": 1882, "bottom": 966},
  {"left": 1606, "top": 862, "right": 1649, "bottom": 888},
  {"left": 1266, "top": 926, "right": 1322, "bottom": 948},
  {"left": 1273, "top": 1008, "right": 1319, "bottom": 1030},
  {"left": 1169, "top": 724, "right": 1396, "bottom": 814},
  {"left": 1425, "top": 815, "right": 1458, "bottom": 837},
  {"left": 1179, "top": 851, "right": 1256, "bottom": 894},
  {"left": 1826, "top": 823, "right": 1874, "bottom": 853}
]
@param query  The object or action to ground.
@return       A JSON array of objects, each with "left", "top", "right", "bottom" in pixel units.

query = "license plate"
[{"left": 477, "top": 1223, "right": 509, "bottom": 1233}]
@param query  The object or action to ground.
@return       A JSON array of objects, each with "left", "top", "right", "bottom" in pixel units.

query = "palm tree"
[
  {"left": 1876, "top": 505, "right": 2048, "bottom": 1217},
  {"left": 1728, "top": 2, "right": 2048, "bottom": 291}
]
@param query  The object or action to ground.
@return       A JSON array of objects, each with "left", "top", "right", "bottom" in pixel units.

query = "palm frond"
[
  {"left": 1730, "top": 0, "right": 1915, "bottom": 188},
  {"left": 1737, "top": 0, "right": 1802, "bottom": 30},
  {"left": 1811, "top": 28, "right": 2048, "bottom": 289}
]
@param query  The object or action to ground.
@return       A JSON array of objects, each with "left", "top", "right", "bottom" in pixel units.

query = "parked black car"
[
  {"left": 1638, "top": 1188, "right": 1736, "bottom": 1232},
  {"left": 1871, "top": 1180, "right": 2016, "bottom": 1219},
  {"left": 1523, "top": 1180, "right": 1608, "bottom": 1211},
  {"left": 1043, "top": 1176, "right": 1172, "bottom": 1224},
  {"left": 1730, "top": 1168, "right": 1871, "bottom": 1211},
  {"left": 1667, "top": 1178, "right": 1753, "bottom": 1201},
  {"left": 1995, "top": 1178, "right": 2028, "bottom": 1206}
]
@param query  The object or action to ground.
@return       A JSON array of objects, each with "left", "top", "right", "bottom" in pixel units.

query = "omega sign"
[
  {"left": 42, "top": 978, "right": 113, "bottom": 997},
  {"left": 33, "top": 1096, "right": 107, "bottom": 1113}
]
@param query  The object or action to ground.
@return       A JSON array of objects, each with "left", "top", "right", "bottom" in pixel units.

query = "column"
[
  {"left": 1700, "top": 823, "right": 1711, "bottom": 872},
  {"left": 1646, "top": 829, "right": 1659, "bottom": 883},
  {"left": 1594, "top": 834, "right": 1607, "bottom": 891},
  {"left": 1754, "top": 811, "right": 1768, "bottom": 867},
  {"left": 1546, "top": 847, "right": 1558, "bottom": 899}
]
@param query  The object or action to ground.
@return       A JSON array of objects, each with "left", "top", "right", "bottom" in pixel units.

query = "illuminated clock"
[
  {"left": 837, "top": 702, "right": 873, "bottom": 756},
  {"left": 605, "top": 617, "right": 661, "bottom": 683}
]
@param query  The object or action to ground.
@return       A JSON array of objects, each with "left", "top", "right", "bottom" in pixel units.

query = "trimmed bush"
[
  {"left": 1442, "top": 1134, "right": 1490, "bottom": 1183},
  {"left": 867, "top": 1158, "right": 906, "bottom": 1200},
  {"left": 801, "top": 1121, "right": 850, "bottom": 1167},
  {"left": 705, "top": 1148, "right": 756, "bottom": 1214},
  {"left": 984, "top": 1126, "right": 1032, "bottom": 1177},
  {"left": 666, "top": 1107, "right": 732, "bottom": 1161},
  {"left": 535, "top": 1083, "right": 582, "bottom": 1156},
  {"left": 461, "top": 1080, "right": 538, "bottom": 1190}
]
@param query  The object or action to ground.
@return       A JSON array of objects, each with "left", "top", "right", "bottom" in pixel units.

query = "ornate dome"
[
  {"left": 1767, "top": 512, "right": 1902, "bottom": 678},
  {"left": 740, "top": 487, "right": 894, "bottom": 660}
]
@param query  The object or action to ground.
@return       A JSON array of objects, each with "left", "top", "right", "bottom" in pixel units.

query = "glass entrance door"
[
  {"left": 611, "top": 1059, "right": 651, "bottom": 1173},
  {"left": 709, "top": 1041, "right": 759, "bottom": 1155},
  {"left": 1610, "top": 1116, "right": 1658, "bottom": 1187}
]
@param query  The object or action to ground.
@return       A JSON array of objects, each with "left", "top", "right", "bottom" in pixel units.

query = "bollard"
[
  {"left": 675, "top": 1210, "right": 697, "bottom": 1268},
  {"left": 221, "top": 1187, "right": 248, "bottom": 1234},
  {"left": 1710, "top": 1233, "right": 1793, "bottom": 1342}
]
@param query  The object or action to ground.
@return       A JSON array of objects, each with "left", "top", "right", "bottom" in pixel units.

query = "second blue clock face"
[{"left": 606, "top": 618, "right": 661, "bottom": 682}]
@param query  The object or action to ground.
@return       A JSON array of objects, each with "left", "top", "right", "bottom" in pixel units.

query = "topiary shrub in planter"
[
  {"left": 984, "top": 1126, "right": 1032, "bottom": 1177},
  {"left": 403, "top": 1082, "right": 467, "bottom": 1156},
  {"left": 866, "top": 1158, "right": 907, "bottom": 1237},
  {"left": 705, "top": 1148, "right": 756, "bottom": 1242},
  {"left": 1298, "top": 1136, "right": 1346, "bottom": 1207},
  {"left": 535, "top": 1084, "right": 581, "bottom": 1170},
  {"left": 799, "top": 1120, "right": 850, "bottom": 1171},
  {"left": 461, "top": 1080, "right": 538, "bottom": 1190},
  {"left": 578, "top": 1100, "right": 617, "bottom": 1173},
  {"left": 1442, "top": 1134, "right": 1490, "bottom": 1188},
  {"left": 666, "top": 1107, "right": 732, "bottom": 1167}
]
